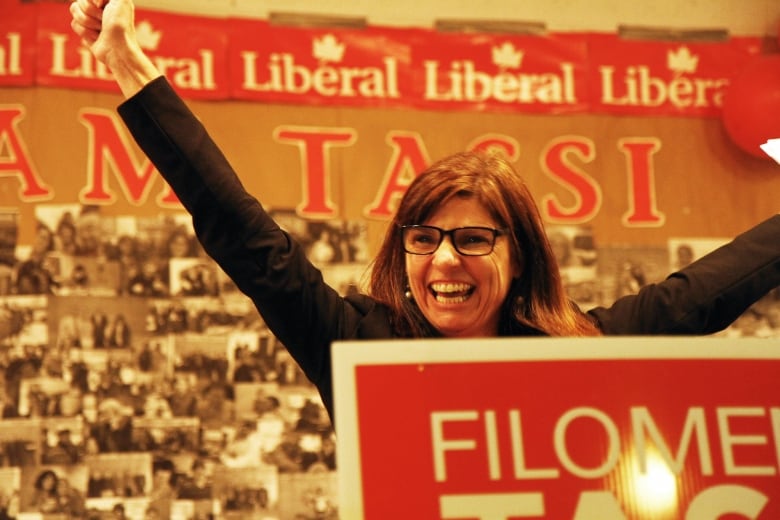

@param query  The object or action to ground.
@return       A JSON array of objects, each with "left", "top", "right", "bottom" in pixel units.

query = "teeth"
[
  {"left": 430, "top": 282, "right": 472, "bottom": 293},
  {"left": 435, "top": 294, "right": 468, "bottom": 304},
  {"left": 430, "top": 282, "right": 473, "bottom": 303}
]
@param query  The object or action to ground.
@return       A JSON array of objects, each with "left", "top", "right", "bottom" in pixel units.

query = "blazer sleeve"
[
  {"left": 116, "top": 77, "right": 364, "bottom": 388},
  {"left": 588, "top": 215, "right": 780, "bottom": 335}
]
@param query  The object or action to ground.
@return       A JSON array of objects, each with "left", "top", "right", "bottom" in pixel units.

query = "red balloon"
[{"left": 721, "top": 54, "right": 780, "bottom": 159}]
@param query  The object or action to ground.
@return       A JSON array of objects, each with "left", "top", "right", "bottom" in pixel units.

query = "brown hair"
[{"left": 368, "top": 151, "right": 601, "bottom": 337}]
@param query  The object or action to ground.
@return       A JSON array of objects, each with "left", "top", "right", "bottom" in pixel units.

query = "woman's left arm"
[{"left": 589, "top": 214, "right": 780, "bottom": 335}]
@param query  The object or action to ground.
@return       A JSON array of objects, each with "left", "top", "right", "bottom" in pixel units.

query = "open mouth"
[{"left": 429, "top": 282, "right": 474, "bottom": 303}]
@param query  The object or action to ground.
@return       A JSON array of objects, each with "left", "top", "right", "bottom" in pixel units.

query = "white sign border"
[{"left": 332, "top": 335, "right": 780, "bottom": 519}]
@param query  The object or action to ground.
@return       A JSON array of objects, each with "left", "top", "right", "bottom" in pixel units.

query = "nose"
[{"left": 431, "top": 235, "right": 461, "bottom": 266}]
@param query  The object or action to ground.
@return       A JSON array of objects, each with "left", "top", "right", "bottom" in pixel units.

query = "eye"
[
  {"left": 459, "top": 230, "right": 491, "bottom": 245},
  {"left": 410, "top": 230, "right": 436, "bottom": 244}
]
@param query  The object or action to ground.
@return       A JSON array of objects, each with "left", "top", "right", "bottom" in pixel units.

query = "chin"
[{"left": 433, "top": 323, "right": 477, "bottom": 338}]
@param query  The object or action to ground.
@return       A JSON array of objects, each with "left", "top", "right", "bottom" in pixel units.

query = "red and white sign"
[{"left": 332, "top": 337, "right": 780, "bottom": 519}]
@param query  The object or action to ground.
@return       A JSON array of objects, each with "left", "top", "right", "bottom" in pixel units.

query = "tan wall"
[{"left": 1, "top": 85, "right": 778, "bottom": 252}]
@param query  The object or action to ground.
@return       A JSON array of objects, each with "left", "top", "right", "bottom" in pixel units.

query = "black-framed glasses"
[{"left": 401, "top": 225, "right": 506, "bottom": 256}]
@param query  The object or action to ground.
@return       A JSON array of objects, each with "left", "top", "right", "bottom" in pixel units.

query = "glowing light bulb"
[{"left": 631, "top": 452, "right": 679, "bottom": 516}]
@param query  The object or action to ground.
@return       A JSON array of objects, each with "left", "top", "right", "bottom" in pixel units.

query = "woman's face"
[{"left": 405, "top": 197, "right": 519, "bottom": 337}]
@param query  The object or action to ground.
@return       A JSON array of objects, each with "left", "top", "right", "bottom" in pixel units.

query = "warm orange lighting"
[{"left": 629, "top": 451, "right": 679, "bottom": 517}]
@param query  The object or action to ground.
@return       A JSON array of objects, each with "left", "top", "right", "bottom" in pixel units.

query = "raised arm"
[
  {"left": 588, "top": 215, "right": 780, "bottom": 335},
  {"left": 70, "top": 0, "right": 337, "bottom": 373},
  {"left": 70, "top": 0, "right": 160, "bottom": 98},
  {"left": 69, "top": 0, "right": 390, "bottom": 421}
]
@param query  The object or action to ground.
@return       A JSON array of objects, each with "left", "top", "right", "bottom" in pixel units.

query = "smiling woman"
[
  {"left": 69, "top": 0, "right": 780, "bottom": 422},
  {"left": 405, "top": 198, "right": 520, "bottom": 338},
  {"left": 370, "top": 151, "right": 599, "bottom": 338}
]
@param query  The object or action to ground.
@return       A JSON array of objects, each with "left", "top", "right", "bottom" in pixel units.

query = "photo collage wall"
[
  {"left": 0, "top": 204, "right": 371, "bottom": 520},
  {"left": 0, "top": 204, "right": 777, "bottom": 519}
]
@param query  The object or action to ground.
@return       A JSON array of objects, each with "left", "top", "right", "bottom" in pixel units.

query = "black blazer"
[{"left": 119, "top": 77, "right": 780, "bottom": 419}]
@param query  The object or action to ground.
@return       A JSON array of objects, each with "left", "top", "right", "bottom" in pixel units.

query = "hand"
[
  {"left": 69, "top": 0, "right": 138, "bottom": 69},
  {"left": 69, "top": 0, "right": 161, "bottom": 97}
]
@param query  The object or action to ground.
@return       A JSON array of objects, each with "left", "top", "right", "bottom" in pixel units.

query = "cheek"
[
  {"left": 404, "top": 256, "right": 417, "bottom": 280},
  {"left": 405, "top": 257, "right": 428, "bottom": 289},
  {"left": 490, "top": 262, "right": 514, "bottom": 296},
  {"left": 491, "top": 258, "right": 520, "bottom": 301},
  {"left": 488, "top": 248, "right": 518, "bottom": 283}
]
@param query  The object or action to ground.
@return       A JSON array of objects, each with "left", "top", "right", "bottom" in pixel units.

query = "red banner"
[
  {"left": 34, "top": 3, "right": 230, "bottom": 99},
  {"left": 333, "top": 337, "right": 780, "bottom": 519},
  {"left": 586, "top": 33, "right": 764, "bottom": 117},
  {"left": 2, "top": 1, "right": 770, "bottom": 117},
  {"left": 410, "top": 31, "right": 590, "bottom": 114},
  {"left": 0, "top": 1, "right": 37, "bottom": 87},
  {"left": 229, "top": 18, "right": 415, "bottom": 109}
]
